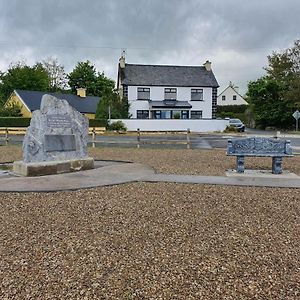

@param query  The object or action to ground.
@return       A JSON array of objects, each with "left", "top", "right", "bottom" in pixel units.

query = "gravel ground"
[
  {"left": 0, "top": 145, "right": 299, "bottom": 299},
  {"left": 89, "top": 147, "right": 300, "bottom": 176},
  {"left": 0, "top": 183, "right": 299, "bottom": 299},
  {"left": 1, "top": 145, "right": 300, "bottom": 176}
]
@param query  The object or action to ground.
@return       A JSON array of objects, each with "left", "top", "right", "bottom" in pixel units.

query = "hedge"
[
  {"left": 217, "top": 105, "right": 248, "bottom": 114},
  {"left": 89, "top": 119, "right": 108, "bottom": 127},
  {"left": 0, "top": 117, "right": 108, "bottom": 128},
  {"left": 217, "top": 112, "right": 247, "bottom": 124},
  {"left": 0, "top": 117, "right": 31, "bottom": 127}
]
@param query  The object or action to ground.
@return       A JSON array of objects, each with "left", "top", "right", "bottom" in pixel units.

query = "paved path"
[
  {"left": 143, "top": 174, "right": 300, "bottom": 189},
  {"left": 0, "top": 160, "right": 299, "bottom": 192}
]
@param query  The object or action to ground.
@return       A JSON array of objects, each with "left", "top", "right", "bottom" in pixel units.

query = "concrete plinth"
[{"left": 13, "top": 157, "right": 94, "bottom": 177}]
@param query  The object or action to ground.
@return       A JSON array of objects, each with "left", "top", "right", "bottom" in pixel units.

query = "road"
[{"left": 2, "top": 129, "right": 300, "bottom": 152}]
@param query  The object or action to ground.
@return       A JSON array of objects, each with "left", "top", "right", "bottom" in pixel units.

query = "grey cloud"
[{"left": 0, "top": 0, "right": 300, "bottom": 92}]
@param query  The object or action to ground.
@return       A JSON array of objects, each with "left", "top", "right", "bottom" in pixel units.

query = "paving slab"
[
  {"left": 0, "top": 161, "right": 154, "bottom": 192},
  {"left": 142, "top": 174, "right": 300, "bottom": 188},
  {"left": 0, "top": 160, "right": 299, "bottom": 192},
  {"left": 226, "top": 169, "right": 299, "bottom": 179}
]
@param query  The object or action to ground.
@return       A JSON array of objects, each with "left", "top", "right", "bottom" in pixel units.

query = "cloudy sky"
[{"left": 0, "top": 0, "right": 300, "bottom": 94}]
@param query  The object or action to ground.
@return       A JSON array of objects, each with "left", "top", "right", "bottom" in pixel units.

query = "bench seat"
[{"left": 227, "top": 137, "right": 293, "bottom": 174}]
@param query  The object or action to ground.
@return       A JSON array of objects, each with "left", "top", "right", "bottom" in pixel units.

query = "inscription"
[
  {"left": 47, "top": 115, "right": 72, "bottom": 128},
  {"left": 45, "top": 135, "right": 76, "bottom": 152},
  {"left": 228, "top": 138, "right": 288, "bottom": 155}
]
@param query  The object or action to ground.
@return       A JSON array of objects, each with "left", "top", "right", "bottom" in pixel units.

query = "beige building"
[{"left": 5, "top": 88, "right": 100, "bottom": 119}]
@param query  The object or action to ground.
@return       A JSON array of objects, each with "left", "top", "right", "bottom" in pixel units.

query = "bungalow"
[
  {"left": 5, "top": 88, "right": 100, "bottom": 119},
  {"left": 117, "top": 55, "right": 219, "bottom": 120}
]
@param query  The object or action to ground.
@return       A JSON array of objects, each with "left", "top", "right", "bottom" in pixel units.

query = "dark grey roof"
[
  {"left": 150, "top": 100, "right": 192, "bottom": 108},
  {"left": 15, "top": 90, "right": 100, "bottom": 113},
  {"left": 122, "top": 64, "right": 219, "bottom": 87}
]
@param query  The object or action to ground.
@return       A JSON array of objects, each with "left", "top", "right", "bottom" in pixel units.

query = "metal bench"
[{"left": 227, "top": 137, "right": 293, "bottom": 174}]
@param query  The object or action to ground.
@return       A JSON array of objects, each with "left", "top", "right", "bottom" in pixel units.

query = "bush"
[
  {"left": 107, "top": 121, "right": 127, "bottom": 131},
  {"left": 223, "top": 125, "right": 239, "bottom": 133},
  {"left": 0, "top": 117, "right": 31, "bottom": 127}
]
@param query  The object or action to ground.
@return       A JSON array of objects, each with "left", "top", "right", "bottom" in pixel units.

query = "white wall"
[
  {"left": 217, "top": 86, "right": 248, "bottom": 106},
  {"left": 127, "top": 86, "right": 213, "bottom": 118},
  {"left": 111, "top": 119, "right": 229, "bottom": 133}
]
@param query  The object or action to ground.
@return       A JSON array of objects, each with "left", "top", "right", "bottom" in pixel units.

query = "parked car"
[{"left": 229, "top": 119, "right": 245, "bottom": 132}]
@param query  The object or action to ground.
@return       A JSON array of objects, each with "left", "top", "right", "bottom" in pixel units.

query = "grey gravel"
[{"left": 0, "top": 146, "right": 299, "bottom": 299}]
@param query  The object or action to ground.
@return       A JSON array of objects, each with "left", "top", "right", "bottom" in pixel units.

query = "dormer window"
[
  {"left": 137, "top": 87, "right": 150, "bottom": 100},
  {"left": 164, "top": 88, "right": 177, "bottom": 100}
]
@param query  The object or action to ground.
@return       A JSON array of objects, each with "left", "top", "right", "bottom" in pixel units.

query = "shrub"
[
  {"left": 107, "top": 121, "right": 127, "bottom": 131},
  {"left": 173, "top": 112, "right": 180, "bottom": 119},
  {"left": 223, "top": 125, "right": 239, "bottom": 133}
]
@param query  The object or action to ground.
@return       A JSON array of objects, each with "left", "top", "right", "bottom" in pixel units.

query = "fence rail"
[
  {"left": 0, "top": 127, "right": 191, "bottom": 149},
  {"left": 0, "top": 127, "right": 27, "bottom": 145},
  {"left": 91, "top": 128, "right": 191, "bottom": 149}
]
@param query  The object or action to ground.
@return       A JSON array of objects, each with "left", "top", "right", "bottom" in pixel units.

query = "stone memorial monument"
[{"left": 13, "top": 94, "right": 94, "bottom": 176}]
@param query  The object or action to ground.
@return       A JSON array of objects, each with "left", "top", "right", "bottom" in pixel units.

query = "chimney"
[
  {"left": 119, "top": 50, "right": 126, "bottom": 69},
  {"left": 76, "top": 88, "right": 86, "bottom": 98},
  {"left": 203, "top": 60, "right": 212, "bottom": 71}
]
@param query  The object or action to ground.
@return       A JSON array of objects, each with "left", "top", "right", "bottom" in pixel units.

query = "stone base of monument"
[{"left": 13, "top": 157, "right": 94, "bottom": 177}]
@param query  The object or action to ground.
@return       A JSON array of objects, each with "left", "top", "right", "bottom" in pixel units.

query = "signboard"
[
  {"left": 293, "top": 110, "right": 300, "bottom": 131},
  {"left": 293, "top": 110, "right": 300, "bottom": 120}
]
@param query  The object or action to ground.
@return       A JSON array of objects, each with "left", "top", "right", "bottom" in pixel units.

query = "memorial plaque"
[
  {"left": 45, "top": 134, "right": 76, "bottom": 152},
  {"left": 47, "top": 115, "right": 72, "bottom": 128}
]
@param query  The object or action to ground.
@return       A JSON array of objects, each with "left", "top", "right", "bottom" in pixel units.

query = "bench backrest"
[{"left": 227, "top": 137, "right": 293, "bottom": 156}]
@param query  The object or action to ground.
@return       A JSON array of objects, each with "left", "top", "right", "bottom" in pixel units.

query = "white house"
[
  {"left": 217, "top": 82, "right": 248, "bottom": 106},
  {"left": 117, "top": 56, "right": 219, "bottom": 120}
]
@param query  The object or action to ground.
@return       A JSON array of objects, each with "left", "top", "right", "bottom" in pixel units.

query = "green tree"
[
  {"left": 0, "top": 102, "right": 22, "bottom": 117},
  {"left": 96, "top": 90, "right": 129, "bottom": 120},
  {"left": 247, "top": 77, "right": 292, "bottom": 128},
  {"left": 68, "top": 61, "right": 114, "bottom": 96},
  {"left": 0, "top": 62, "right": 50, "bottom": 104},
  {"left": 266, "top": 39, "right": 300, "bottom": 108},
  {"left": 247, "top": 39, "right": 300, "bottom": 129}
]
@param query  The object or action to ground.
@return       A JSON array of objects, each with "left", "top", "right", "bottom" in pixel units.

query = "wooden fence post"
[
  {"left": 187, "top": 128, "right": 190, "bottom": 149},
  {"left": 92, "top": 127, "right": 96, "bottom": 148},
  {"left": 137, "top": 128, "right": 140, "bottom": 149},
  {"left": 5, "top": 128, "right": 9, "bottom": 146}
]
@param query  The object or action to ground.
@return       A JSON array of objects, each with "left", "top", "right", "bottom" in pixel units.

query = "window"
[
  {"left": 222, "top": 95, "right": 226, "bottom": 101},
  {"left": 164, "top": 88, "right": 177, "bottom": 100},
  {"left": 191, "top": 111, "right": 203, "bottom": 119},
  {"left": 137, "top": 87, "right": 150, "bottom": 100},
  {"left": 161, "top": 111, "right": 171, "bottom": 119},
  {"left": 233, "top": 95, "right": 237, "bottom": 100},
  {"left": 137, "top": 110, "right": 149, "bottom": 119},
  {"left": 181, "top": 111, "right": 189, "bottom": 119},
  {"left": 191, "top": 89, "right": 203, "bottom": 101},
  {"left": 153, "top": 110, "right": 161, "bottom": 119}
]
